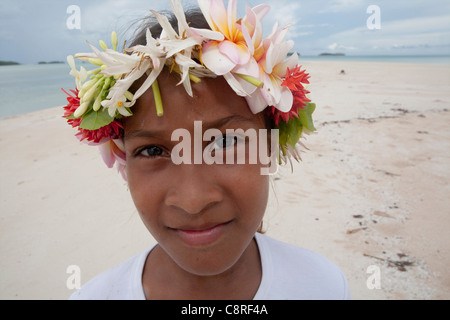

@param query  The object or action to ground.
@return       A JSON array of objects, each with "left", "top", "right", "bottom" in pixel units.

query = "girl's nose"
[{"left": 164, "top": 165, "right": 223, "bottom": 215}]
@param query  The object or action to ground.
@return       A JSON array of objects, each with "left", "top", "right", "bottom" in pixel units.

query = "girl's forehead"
[{"left": 125, "top": 72, "right": 264, "bottom": 133}]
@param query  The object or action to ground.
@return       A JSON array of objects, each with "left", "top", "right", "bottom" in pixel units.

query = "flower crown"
[{"left": 62, "top": 0, "right": 316, "bottom": 179}]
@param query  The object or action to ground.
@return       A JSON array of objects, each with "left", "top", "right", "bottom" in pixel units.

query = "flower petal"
[
  {"left": 236, "top": 21, "right": 254, "bottom": 55},
  {"left": 165, "top": 38, "right": 199, "bottom": 58},
  {"left": 201, "top": 41, "right": 236, "bottom": 75},
  {"left": 227, "top": 0, "right": 238, "bottom": 39},
  {"left": 245, "top": 91, "right": 268, "bottom": 114},
  {"left": 151, "top": 10, "right": 178, "bottom": 39},
  {"left": 259, "top": 73, "right": 278, "bottom": 106},
  {"left": 197, "top": 0, "right": 216, "bottom": 31},
  {"left": 273, "top": 51, "right": 299, "bottom": 77},
  {"left": 99, "top": 141, "right": 115, "bottom": 168},
  {"left": 209, "top": 0, "right": 230, "bottom": 37},
  {"left": 133, "top": 61, "right": 165, "bottom": 100},
  {"left": 170, "top": 0, "right": 189, "bottom": 34},
  {"left": 79, "top": 66, "right": 88, "bottom": 82},
  {"left": 262, "top": 43, "right": 275, "bottom": 74},
  {"left": 233, "top": 57, "right": 260, "bottom": 78},
  {"left": 276, "top": 87, "right": 294, "bottom": 113},
  {"left": 189, "top": 27, "right": 225, "bottom": 41},
  {"left": 118, "top": 106, "right": 133, "bottom": 117},
  {"left": 222, "top": 72, "right": 249, "bottom": 96},
  {"left": 252, "top": 4, "right": 271, "bottom": 20},
  {"left": 67, "top": 55, "right": 76, "bottom": 70},
  {"left": 218, "top": 40, "right": 250, "bottom": 65},
  {"left": 232, "top": 58, "right": 260, "bottom": 95}
]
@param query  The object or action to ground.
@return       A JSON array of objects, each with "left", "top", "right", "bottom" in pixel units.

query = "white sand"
[{"left": 0, "top": 60, "right": 449, "bottom": 299}]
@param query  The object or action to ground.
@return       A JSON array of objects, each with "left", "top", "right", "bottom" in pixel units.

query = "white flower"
[
  {"left": 67, "top": 55, "right": 88, "bottom": 90},
  {"left": 102, "top": 95, "right": 133, "bottom": 118},
  {"left": 144, "top": 0, "right": 224, "bottom": 97}
]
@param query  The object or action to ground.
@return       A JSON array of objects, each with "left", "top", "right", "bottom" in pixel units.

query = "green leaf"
[
  {"left": 276, "top": 117, "right": 303, "bottom": 150},
  {"left": 278, "top": 123, "right": 288, "bottom": 147},
  {"left": 297, "top": 102, "right": 316, "bottom": 132},
  {"left": 287, "top": 118, "right": 303, "bottom": 148},
  {"left": 79, "top": 109, "right": 114, "bottom": 130},
  {"left": 276, "top": 101, "right": 317, "bottom": 152}
]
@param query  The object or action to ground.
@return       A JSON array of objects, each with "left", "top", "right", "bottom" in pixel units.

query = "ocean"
[
  {"left": 0, "top": 63, "right": 75, "bottom": 119},
  {"left": 1, "top": 55, "right": 449, "bottom": 119}
]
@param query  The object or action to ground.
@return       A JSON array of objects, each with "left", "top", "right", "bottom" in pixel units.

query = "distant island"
[
  {"left": 38, "top": 61, "right": 64, "bottom": 65},
  {"left": 0, "top": 61, "right": 20, "bottom": 66},
  {"left": 319, "top": 53, "right": 346, "bottom": 56},
  {"left": 0, "top": 60, "right": 65, "bottom": 66}
]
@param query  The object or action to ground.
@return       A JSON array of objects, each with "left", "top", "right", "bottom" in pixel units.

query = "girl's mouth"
[{"left": 171, "top": 221, "right": 233, "bottom": 247}]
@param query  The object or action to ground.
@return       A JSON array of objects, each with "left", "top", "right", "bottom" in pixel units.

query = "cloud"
[
  {"left": 327, "top": 42, "right": 357, "bottom": 51},
  {"left": 2, "top": 0, "right": 450, "bottom": 64},
  {"left": 258, "top": 1, "right": 303, "bottom": 37},
  {"left": 319, "top": 0, "right": 365, "bottom": 13},
  {"left": 317, "top": 14, "right": 450, "bottom": 54}
]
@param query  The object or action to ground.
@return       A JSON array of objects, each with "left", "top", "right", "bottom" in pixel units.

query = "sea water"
[
  {"left": 0, "top": 63, "right": 75, "bottom": 119},
  {"left": 1, "top": 55, "right": 449, "bottom": 119}
]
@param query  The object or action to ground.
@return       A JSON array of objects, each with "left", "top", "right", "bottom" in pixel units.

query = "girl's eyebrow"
[
  {"left": 202, "top": 115, "right": 255, "bottom": 130},
  {"left": 125, "top": 115, "right": 255, "bottom": 141}
]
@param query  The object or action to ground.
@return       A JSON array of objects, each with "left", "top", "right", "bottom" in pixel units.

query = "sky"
[{"left": 1, "top": 0, "right": 449, "bottom": 64}]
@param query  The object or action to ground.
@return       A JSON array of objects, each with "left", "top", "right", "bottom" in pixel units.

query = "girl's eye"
[
  {"left": 137, "top": 146, "right": 166, "bottom": 158},
  {"left": 210, "top": 135, "right": 238, "bottom": 151}
]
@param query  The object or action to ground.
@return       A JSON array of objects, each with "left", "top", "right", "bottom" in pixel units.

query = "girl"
[{"left": 65, "top": 0, "right": 350, "bottom": 300}]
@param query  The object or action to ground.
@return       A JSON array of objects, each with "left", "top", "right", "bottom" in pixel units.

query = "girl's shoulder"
[
  {"left": 69, "top": 246, "right": 154, "bottom": 300},
  {"left": 254, "top": 233, "right": 351, "bottom": 300}
]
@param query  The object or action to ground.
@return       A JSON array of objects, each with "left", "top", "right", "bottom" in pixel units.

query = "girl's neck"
[{"left": 142, "top": 238, "right": 262, "bottom": 300}]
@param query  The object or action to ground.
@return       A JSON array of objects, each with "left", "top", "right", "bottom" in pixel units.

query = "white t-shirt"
[{"left": 69, "top": 233, "right": 351, "bottom": 300}]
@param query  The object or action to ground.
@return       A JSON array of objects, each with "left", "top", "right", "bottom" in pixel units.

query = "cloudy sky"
[{"left": 1, "top": 0, "right": 449, "bottom": 64}]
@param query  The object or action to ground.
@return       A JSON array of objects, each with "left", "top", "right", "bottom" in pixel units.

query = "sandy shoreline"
[{"left": 0, "top": 60, "right": 449, "bottom": 299}]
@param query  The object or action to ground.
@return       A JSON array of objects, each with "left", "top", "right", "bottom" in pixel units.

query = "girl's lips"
[{"left": 173, "top": 221, "right": 232, "bottom": 247}]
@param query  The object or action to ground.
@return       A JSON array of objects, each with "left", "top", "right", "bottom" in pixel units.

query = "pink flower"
[
  {"left": 199, "top": 0, "right": 253, "bottom": 75},
  {"left": 246, "top": 23, "right": 299, "bottom": 114},
  {"left": 99, "top": 139, "right": 127, "bottom": 180}
]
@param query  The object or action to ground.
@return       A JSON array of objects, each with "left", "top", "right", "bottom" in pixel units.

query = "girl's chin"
[{"left": 163, "top": 235, "right": 252, "bottom": 277}]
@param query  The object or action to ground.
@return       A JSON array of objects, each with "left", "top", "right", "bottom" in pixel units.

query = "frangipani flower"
[
  {"left": 248, "top": 24, "right": 299, "bottom": 114},
  {"left": 199, "top": 0, "right": 253, "bottom": 75},
  {"left": 199, "top": 0, "right": 268, "bottom": 98},
  {"left": 240, "top": 4, "right": 270, "bottom": 61}
]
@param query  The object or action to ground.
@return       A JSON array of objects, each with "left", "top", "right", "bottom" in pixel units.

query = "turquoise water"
[
  {"left": 1, "top": 55, "right": 449, "bottom": 119},
  {"left": 0, "top": 63, "right": 75, "bottom": 119}
]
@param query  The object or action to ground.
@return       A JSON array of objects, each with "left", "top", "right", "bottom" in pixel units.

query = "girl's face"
[{"left": 124, "top": 71, "right": 269, "bottom": 276}]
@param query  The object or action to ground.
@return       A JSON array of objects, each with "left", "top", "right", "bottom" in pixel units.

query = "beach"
[{"left": 0, "top": 60, "right": 449, "bottom": 300}]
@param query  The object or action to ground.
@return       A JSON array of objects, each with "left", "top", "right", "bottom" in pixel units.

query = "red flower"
[
  {"left": 268, "top": 66, "right": 311, "bottom": 125},
  {"left": 76, "top": 121, "right": 124, "bottom": 143},
  {"left": 61, "top": 88, "right": 124, "bottom": 143},
  {"left": 281, "top": 65, "right": 310, "bottom": 91},
  {"left": 62, "top": 88, "right": 82, "bottom": 127}
]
